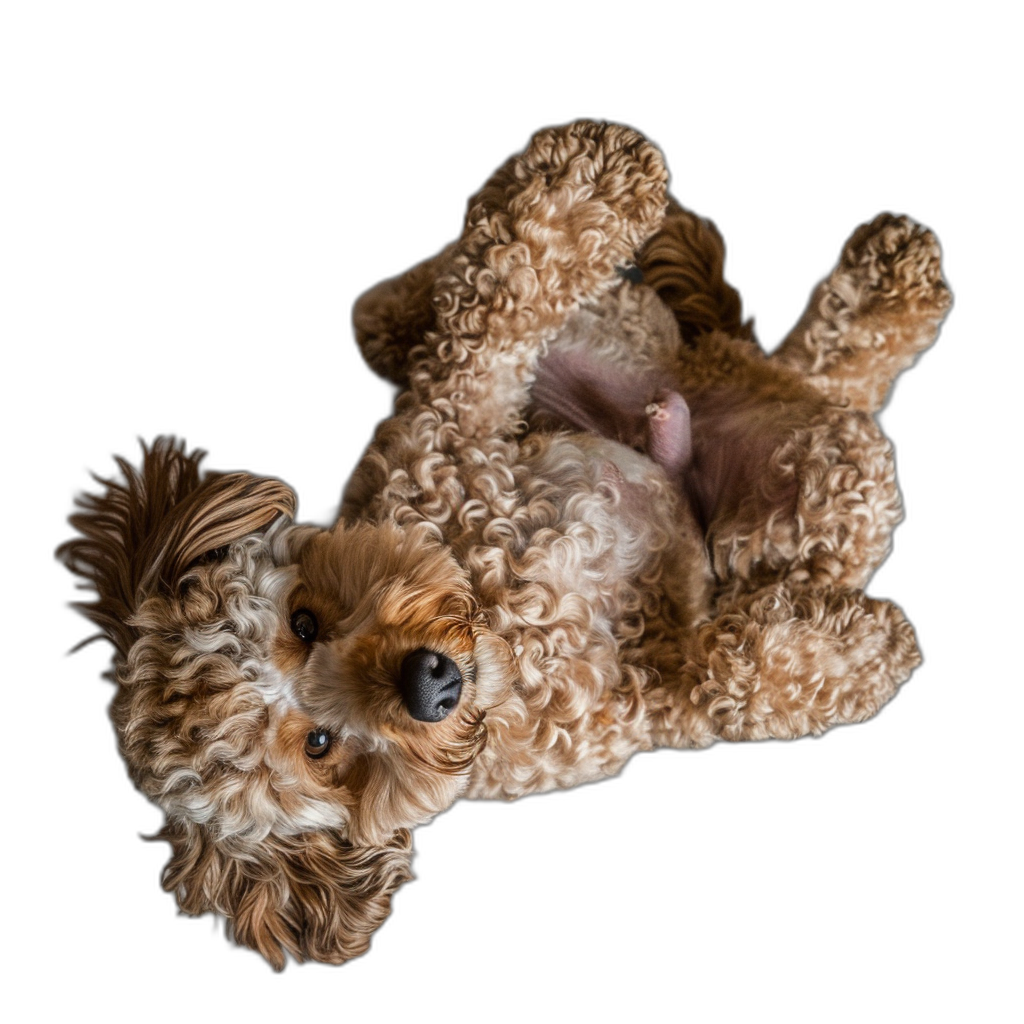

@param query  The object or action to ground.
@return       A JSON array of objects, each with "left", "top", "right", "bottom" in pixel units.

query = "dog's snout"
[{"left": 398, "top": 648, "right": 462, "bottom": 722}]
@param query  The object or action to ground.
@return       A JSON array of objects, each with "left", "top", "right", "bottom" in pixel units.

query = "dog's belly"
[
  {"left": 519, "top": 431, "right": 707, "bottom": 600},
  {"left": 531, "top": 335, "right": 694, "bottom": 484},
  {"left": 465, "top": 432, "right": 712, "bottom": 799}
]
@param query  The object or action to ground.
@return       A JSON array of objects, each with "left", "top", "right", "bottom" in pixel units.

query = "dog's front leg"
[
  {"left": 649, "top": 583, "right": 921, "bottom": 748},
  {"left": 411, "top": 120, "right": 669, "bottom": 440}
]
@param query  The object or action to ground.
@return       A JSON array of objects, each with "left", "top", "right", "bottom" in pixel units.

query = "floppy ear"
[
  {"left": 158, "top": 821, "right": 414, "bottom": 969},
  {"left": 59, "top": 436, "right": 296, "bottom": 657}
]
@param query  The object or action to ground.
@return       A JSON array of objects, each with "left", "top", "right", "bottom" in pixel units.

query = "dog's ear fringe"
[
  {"left": 154, "top": 820, "right": 414, "bottom": 970},
  {"left": 58, "top": 437, "right": 297, "bottom": 659}
]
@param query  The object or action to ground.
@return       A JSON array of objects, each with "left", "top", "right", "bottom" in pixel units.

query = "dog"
[{"left": 61, "top": 120, "right": 950, "bottom": 968}]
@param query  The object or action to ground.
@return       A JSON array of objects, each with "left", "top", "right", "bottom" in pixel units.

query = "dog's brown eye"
[
  {"left": 290, "top": 609, "right": 318, "bottom": 643},
  {"left": 305, "top": 729, "right": 331, "bottom": 759}
]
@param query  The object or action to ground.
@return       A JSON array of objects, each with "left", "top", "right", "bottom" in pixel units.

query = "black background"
[{"left": 44, "top": 81, "right": 970, "bottom": 1007}]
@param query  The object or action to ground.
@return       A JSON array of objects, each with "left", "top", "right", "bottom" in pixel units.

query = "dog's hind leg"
[{"left": 773, "top": 214, "right": 951, "bottom": 413}]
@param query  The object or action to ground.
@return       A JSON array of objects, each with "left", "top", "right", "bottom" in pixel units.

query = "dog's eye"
[
  {"left": 305, "top": 729, "right": 331, "bottom": 759},
  {"left": 290, "top": 608, "right": 318, "bottom": 643}
]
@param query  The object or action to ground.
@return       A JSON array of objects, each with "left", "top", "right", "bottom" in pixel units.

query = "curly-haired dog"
[{"left": 61, "top": 121, "right": 950, "bottom": 968}]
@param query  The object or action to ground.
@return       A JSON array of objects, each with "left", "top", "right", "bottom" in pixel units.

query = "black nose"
[{"left": 398, "top": 648, "right": 463, "bottom": 722}]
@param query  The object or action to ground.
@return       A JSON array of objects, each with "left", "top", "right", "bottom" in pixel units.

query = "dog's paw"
[
  {"left": 469, "top": 121, "right": 668, "bottom": 302},
  {"left": 515, "top": 121, "right": 667, "bottom": 254},
  {"left": 776, "top": 212, "right": 952, "bottom": 410},
  {"left": 838, "top": 213, "right": 951, "bottom": 319}
]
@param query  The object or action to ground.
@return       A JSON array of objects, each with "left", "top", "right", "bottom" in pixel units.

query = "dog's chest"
[{"left": 461, "top": 433, "right": 710, "bottom": 799}]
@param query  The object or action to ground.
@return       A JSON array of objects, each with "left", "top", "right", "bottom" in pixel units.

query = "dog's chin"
[{"left": 346, "top": 751, "right": 471, "bottom": 845}]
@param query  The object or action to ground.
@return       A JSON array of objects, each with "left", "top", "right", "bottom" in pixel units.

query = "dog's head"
[{"left": 60, "top": 438, "right": 509, "bottom": 967}]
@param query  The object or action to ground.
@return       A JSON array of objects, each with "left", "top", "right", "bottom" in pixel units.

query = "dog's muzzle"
[{"left": 398, "top": 648, "right": 463, "bottom": 722}]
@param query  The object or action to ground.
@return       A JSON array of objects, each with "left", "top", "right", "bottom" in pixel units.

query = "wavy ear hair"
[
  {"left": 60, "top": 439, "right": 414, "bottom": 968},
  {"left": 59, "top": 436, "right": 296, "bottom": 658},
  {"left": 160, "top": 821, "right": 413, "bottom": 969}
]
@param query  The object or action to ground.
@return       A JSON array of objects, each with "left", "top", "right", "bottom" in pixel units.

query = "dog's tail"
[{"left": 639, "top": 198, "right": 755, "bottom": 345}]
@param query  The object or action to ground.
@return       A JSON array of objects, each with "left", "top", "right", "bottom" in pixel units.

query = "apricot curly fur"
[{"left": 62, "top": 121, "right": 949, "bottom": 967}]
